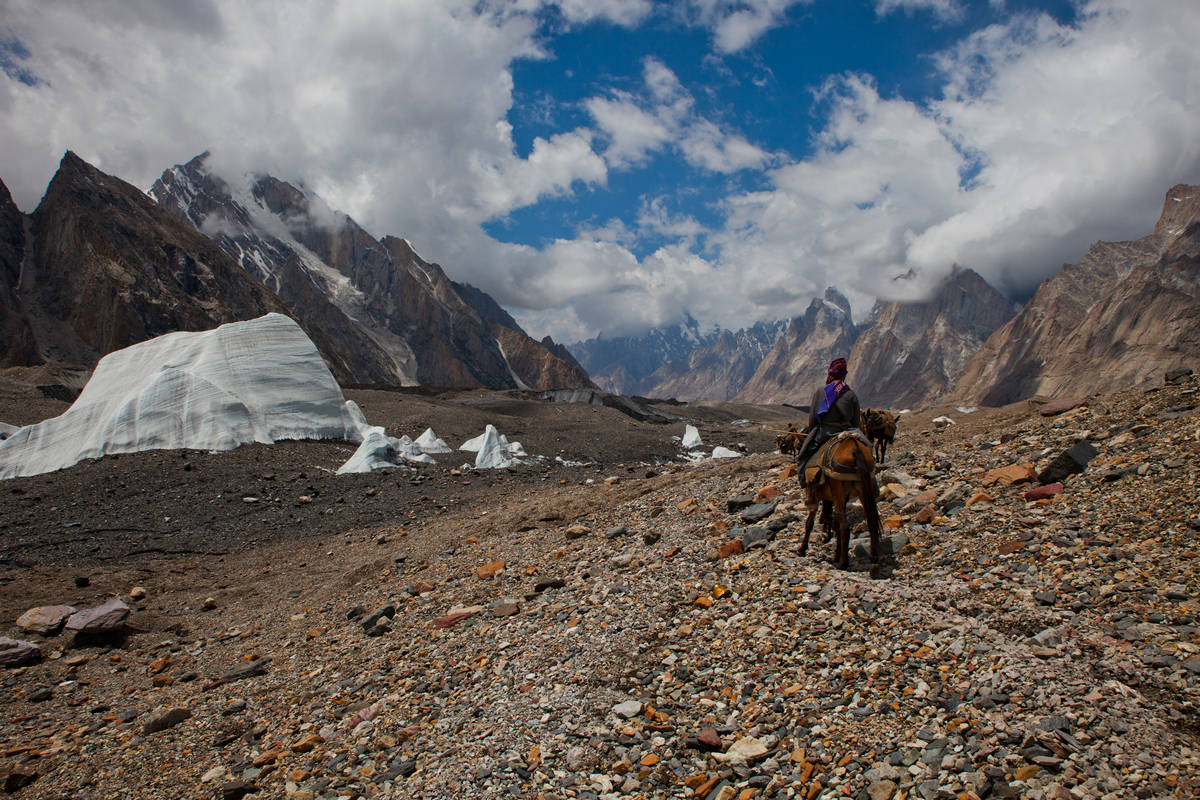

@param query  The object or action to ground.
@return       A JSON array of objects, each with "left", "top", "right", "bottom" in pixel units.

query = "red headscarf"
[
  {"left": 826, "top": 357, "right": 847, "bottom": 384},
  {"left": 819, "top": 358, "right": 849, "bottom": 415}
]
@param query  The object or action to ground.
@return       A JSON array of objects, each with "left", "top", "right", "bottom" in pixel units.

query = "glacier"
[{"left": 0, "top": 314, "right": 369, "bottom": 480}]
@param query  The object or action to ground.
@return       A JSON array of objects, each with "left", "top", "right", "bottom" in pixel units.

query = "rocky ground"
[{"left": 1, "top": 376, "right": 1199, "bottom": 800}]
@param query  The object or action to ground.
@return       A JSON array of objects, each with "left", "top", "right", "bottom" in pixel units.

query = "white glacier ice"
[
  {"left": 473, "top": 424, "right": 522, "bottom": 469},
  {"left": 0, "top": 314, "right": 368, "bottom": 480},
  {"left": 415, "top": 427, "right": 452, "bottom": 454}
]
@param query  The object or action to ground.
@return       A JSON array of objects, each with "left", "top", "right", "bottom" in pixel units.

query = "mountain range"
[
  {"left": 0, "top": 152, "right": 592, "bottom": 391},
  {"left": 2, "top": 151, "right": 1197, "bottom": 410},
  {"left": 568, "top": 185, "right": 1200, "bottom": 408}
]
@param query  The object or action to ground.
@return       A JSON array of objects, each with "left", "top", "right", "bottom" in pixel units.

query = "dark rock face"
[
  {"left": 848, "top": 268, "right": 1015, "bottom": 408},
  {"left": 0, "top": 179, "right": 44, "bottom": 368},
  {"left": 953, "top": 184, "right": 1200, "bottom": 405},
  {"left": 635, "top": 319, "right": 786, "bottom": 402},
  {"left": 0, "top": 152, "right": 362, "bottom": 383},
  {"left": 24, "top": 153, "right": 289, "bottom": 365},
  {"left": 568, "top": 315, "right": 720, "bottom": 396},
  {"left": 151, "top": 155, "right": 592, "bottom": 390},
  {"left": 735, "top": 289, "right": 859, "bottom": 405}
]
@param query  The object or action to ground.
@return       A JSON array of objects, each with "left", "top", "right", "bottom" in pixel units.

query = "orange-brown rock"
[
  {"left": 980, "top": 464, "right": 1037, "bottom": 487},
  {"left": 476, "top": 559, "right": 505, "bottom": 579}
]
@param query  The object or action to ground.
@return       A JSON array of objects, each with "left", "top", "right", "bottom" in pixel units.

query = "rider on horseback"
[{"left": 796, "top": 357, "right": 861, "bottom": 487}]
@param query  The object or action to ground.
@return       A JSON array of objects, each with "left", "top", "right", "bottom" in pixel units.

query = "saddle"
[{"left": 803, "top": 429, "right": 871, "bottom": 487}]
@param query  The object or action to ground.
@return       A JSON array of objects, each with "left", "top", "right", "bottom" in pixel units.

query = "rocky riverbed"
[{"left": 1, "top": 376, "right": 1199, "bottom": 800}]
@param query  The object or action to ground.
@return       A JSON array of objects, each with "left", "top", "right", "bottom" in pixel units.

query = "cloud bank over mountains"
[{"left": 2, "top": 0, "right": 1198, "bottom": 343}]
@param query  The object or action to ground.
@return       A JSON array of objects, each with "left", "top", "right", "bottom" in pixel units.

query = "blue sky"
[
  {"left": 2, "top": 1, "right": 1198, "bottom": 343},
  {"left": 492, "top": 0, "right": 1080, "bottom": 256}
]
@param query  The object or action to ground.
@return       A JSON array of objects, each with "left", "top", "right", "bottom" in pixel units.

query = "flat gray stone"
[
  {"left": 0, "top": 637, "right": 42, "bottom": 667},
  {"left": 741, "top": 526, "right": 773, "bottom": 549},
  {"left": 143, "top": 707, "right": 192, "bottom": 734},
  {"left": 740, "top": 501, "right": 777, "bottom": 523},
  {"left": 612, "top": 700, "right": 643, "bottom": 719},
  {"left": 65, "top": 598, "right": 130, "bottom": 633}
]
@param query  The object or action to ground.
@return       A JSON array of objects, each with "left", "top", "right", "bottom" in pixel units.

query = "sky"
[{"left": 2, "top": 0, "right": 1199, "bottom": 344}]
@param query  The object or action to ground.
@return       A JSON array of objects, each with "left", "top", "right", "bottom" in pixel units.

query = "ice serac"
[
  {"left": 151, "top": 154, "right": 594, "bottom": 391},
  {"left": 0, "top": 314, "right": 366, "bottom": 480},
  {"left": 414, "top": 427, "right": 452, "bottom": 454},
  {"left": 848, "top": 269, "right": 1014, "bottom": 408},
  {"left": 734, "top": 289, "right": 859, "bottom": 405},
  {"left": 952, "top": 184, "right": 1200, "bottom": 405},
  {"left": 640, "top": 319, "right": 786, "bottom": 401},
  {"left": 473, "top": 424, "right": 519, "bottom": 469}
]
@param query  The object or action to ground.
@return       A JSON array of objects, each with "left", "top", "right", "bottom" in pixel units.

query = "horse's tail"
[{"left": 853, "top": 442, "right": 881, "bottom": 537}]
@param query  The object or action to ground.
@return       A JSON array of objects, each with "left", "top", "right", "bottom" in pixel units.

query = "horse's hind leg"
[
  {"left": 800, "top": 500, "right": 817, "bottom": 556},
  {"left": 820, "top": 500, "right": 833, "bottom": 543},
  {"left": 834, "top": 498, "right": 849, "bottom": 570}
]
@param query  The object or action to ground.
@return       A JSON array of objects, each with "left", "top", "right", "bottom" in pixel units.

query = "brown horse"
[
  {"left": 798, "top": 433, "right": 883, "bottom": 572},
  {"left": 860, "top": 408, "right": 898, "bottom": 464}
]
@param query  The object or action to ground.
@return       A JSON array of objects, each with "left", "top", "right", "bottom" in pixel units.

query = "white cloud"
[
  {"left": 0, "top": 0, "right": 602, "bottom": 233},
  {"left": 545, "top": 0, "right": 654, "bottom": 26},
  {"left": 909, "top": 0, "right": 1200, "bottom": 294},
  {"left": 686, "top": 0, "right": 812, "bottom": 53},
  {"left": 584, "top": 93, "right": 675, "bottom": 168},
  {"left": 680, "top": 119, "right": 771, "bottom": 173},
  {"left": 3, "top": 0, "right": 1200, "bottom": 350},
  {"left": 701, "top": 0, "right": 1200, "bottom": 326},
  {"left": 586, "top": 57, "right": 770, "bottom": 174},
  {"left": 874, "top": 0, "right": 965, "bottom": 23}
]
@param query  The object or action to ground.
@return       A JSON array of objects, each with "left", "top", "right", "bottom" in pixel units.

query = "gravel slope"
[{"left": 1, "top": 377, "right": 1198, "bottom": 799}]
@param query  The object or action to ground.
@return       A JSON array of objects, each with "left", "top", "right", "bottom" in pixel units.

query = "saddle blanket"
[{"left": 803, "top": 428, "right": 871, "bottom": 486}]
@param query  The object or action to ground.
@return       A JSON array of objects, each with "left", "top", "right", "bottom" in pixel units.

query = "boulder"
[
  {"left": 143, "top": 707, "right": 192, "bottom": 734},
  {"left": 1038, "top": 441, "right": 1098, "bottom": 484},
  {"left": 740, "top": 526, "right": 774, "bottom": 550},
  {"left": 1164, "top": 368, "right": 1193, "bottom": 385},
  {"left": 16, "top": 605, "right": 76, "bottom": 636},
  {"left": 1024, "top": 483, "right": 1064, "bottom": 501},
  {"left": 936, "top": 483, "right": 969, "bottom": 514},
  {"left": 1038, "top": 396, "right": 1087, "bottom": 416},
  {"left": 0, "top": 637, "right": 42, "bottom": 667},
  {"left": 613, "top": 700, "right": 643, "bottom": 719},
  {"left": 980, "top": 464, "right": 1038, "bottom": 487},
  {"left": 718, "top": 540, "right": 744, "bottom": 559},
  {"left": 727, "top": 495, "right": 756, "bottom": 513},
  {"left": 65, "top": 598, "right": 130, "bottom": 633},
  {"left": 740, "top": 501, "right": 778, "bottom": 523}
]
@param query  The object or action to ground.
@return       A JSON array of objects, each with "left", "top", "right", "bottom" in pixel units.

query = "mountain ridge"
[
  {"left": 951, "top": 184, "right": 1200, "bottom": 404},
  {"left": 151, "top": 154, "right": 593, "bottom": 391}
]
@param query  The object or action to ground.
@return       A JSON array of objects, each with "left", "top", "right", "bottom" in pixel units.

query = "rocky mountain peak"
[
  {"left": 848, "top": 267, "right": 1014, "bottom": 408},
  {"left": 0, "top": 151, "right": 355, "bottom": 375},
  {"left": 824, "top": 286, "right": 851, "bottom": 314},
  {"left": 953, "top": 183, "right": 1200, "bottom": 405},
  {"left": 151, "top": 154, "right": 592, "bottom": 391},
  {"left": 731, "top": 290, "right": 858, "bottom": 406},
  {"left": 1155, "top": 184, "right": 1200, "bottom": 239}
]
